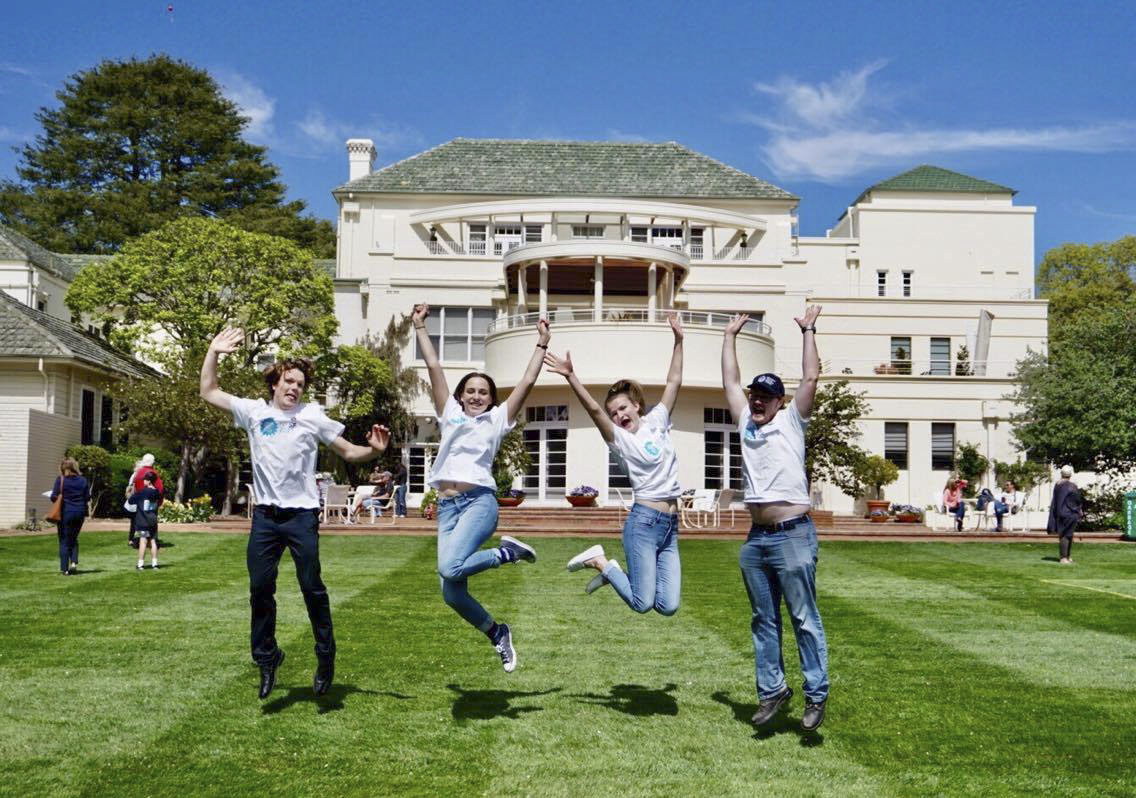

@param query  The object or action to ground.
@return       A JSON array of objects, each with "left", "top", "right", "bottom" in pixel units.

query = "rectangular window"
[
  {"left": 877, "top": 270, "right": 888, "bottom": 297},
  {"left": 651, "top": 227, "right": 683, "bottom": 249},
  {"left": 689, "top": 227, "right": 704, "bottom": 259},
  {"left": 703, "top": 408, "right": 743, "bottom": 491},
  {"left": 931, "top": 422, "right": 955, "bottom": 470},
  {"left": 408, "top": 445, "right": 430, "bottom": 494},
  {"left": 524, "top": 224, "right": 542, "bottom": 243},
  {"left": 468, "top": 224, "right": 486, "bottom": 255},
  {"left": 630, "top": 226, "right": 648, "bottom": 243},
  {"left": 524, "top": 405, "right": 569, "bottom": 500},
  {"left": 415, "top": 307, "right": 494, "bottom": 363},
  {"left": 890, "top": 336, "right": 912, "bottom": 375},
  {"left": 884, "top": 422, "right": 908, "bottom": 470},
  {"left": 81, "top": 389, "right": 95, "bottom": 445},
  {"left": 930, "top": 337, "right": 951, "bottom": 376},
  {"left": 99, "top": 395, "right": 114, "bottom": 448},
  {"left": 572, "top": 225, "right": 604, "bottom": 239},
  {"left": 608, "top": 448, "right": 633, "bottom": 497},
  {"left": 902, "top": 270, "right": 913, "bottom": 297},
  {"left": 493, "top": 224, "right": 523, "bottom": 255}
]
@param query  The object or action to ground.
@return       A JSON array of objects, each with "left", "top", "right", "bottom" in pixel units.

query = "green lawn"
[{"left": 1, "top": 531, "right": 1133, "bottom": 798}]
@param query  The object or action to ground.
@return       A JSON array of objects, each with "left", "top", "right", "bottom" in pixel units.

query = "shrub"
[
  {"left": 420, "top": 488, "right": 438, "bottom": 518},
  {"left": 64, "top": 444, "right": 112, "bottom": 514},
  {"left": 158, "top": 495, "right": 213, "bottom": 523},
  {"left": 853, "top": 455, "right": 899, "bottom": 500}
]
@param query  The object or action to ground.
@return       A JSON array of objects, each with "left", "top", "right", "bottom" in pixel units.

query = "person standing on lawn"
[
  {"left": 544, "top": 312, "right": 685, "bottom": 615},
  {"left": 130, "top": 471, "right": 162, "bottom": 570},
  {"left": 50, "top": 458, "right": 89, "bottom": 575},
  {"left": 126, "top": 454, "right": 164, "bottom": 548},
  {"left": 1048, "top": 465, "right": 1084, "bottom": 564},
  {"left": 721, "top": 305, "right": 829, "bottom": 733},
  {"left": 412, "top": 302, "right": 544, "bottom": 673},
  {"left": 200, "top": 327, "right": 390, "bottom": 700}
]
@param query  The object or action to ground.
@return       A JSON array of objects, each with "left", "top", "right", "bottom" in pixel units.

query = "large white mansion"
[{"left": 328, "top": 138, "right": 1047, "bottom": 514}]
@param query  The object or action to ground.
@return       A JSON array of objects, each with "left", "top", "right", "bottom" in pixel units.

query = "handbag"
[{"left": 45, "top": 477, "right": 64, "bottom": 523}]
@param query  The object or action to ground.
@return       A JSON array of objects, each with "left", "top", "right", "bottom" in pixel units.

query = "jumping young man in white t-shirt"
[
  {"left": 545, "top": 312, "right": 684, "bottom": 614},
  {"left": 412, "top": 304, "right": 545, "bottom": 673},
  {"left": 722, "top": 305, "right": 829, "bottom": 732},
  {"left": 200, "top": 328, "right": 390, "bottom": 700}
]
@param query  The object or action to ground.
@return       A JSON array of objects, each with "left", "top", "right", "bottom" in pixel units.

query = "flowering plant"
[
  {"left": 158, "top": 495, "right": 213, "bottom": 523},
  {"left": 504, "top": 488, "right": 525, "bottom": 499},
  {"left": 569, "top": 485, "right": 599, "bottom": 497}
]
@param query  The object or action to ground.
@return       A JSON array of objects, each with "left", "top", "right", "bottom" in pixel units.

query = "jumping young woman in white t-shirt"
[
  {"left": 412, "top": 303, "right": 549, "bottom": 673},
  {"left": 544, "top": 312, "right": 684, "bottom": 614}
]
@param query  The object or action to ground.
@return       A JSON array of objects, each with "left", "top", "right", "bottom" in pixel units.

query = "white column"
[
  {"left": 488, "top": 215, "right": 495, "bottom": 256},
  {"left": 647, "top": 262, "right": 657, "bottom": 322},
  {"left": 593, "top": 256, "right": 604, "bottom": 322},
  {"left": 551, "top": 212, "right": 558, "bottom": 242},
  {"left": 517, "top": 264, "right": 528, "bottom": 314},
  {"left": 539, "top": 260, "right": 548, "bottom": 320}
]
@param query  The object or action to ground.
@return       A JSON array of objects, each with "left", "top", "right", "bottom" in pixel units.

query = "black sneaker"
[
  {"left": 492, "top": 623, "right": 517, "bottom": 673},
  {"left": 313, "top": 657, "right": 334, "bottom": 696},
  {"left": 498, "top": 536, "right": 536, "bottom": 564},
  {"left": 802, "top": 698, "right": 827, "bottom": 731},
  {"left": 750, "top": 687, "right": 793, "bottom": 725},
  {"left": 258, "top": 649, "right": 285, "bottom": 700}
]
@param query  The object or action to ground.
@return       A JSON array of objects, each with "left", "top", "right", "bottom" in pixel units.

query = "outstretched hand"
[
  {"left": 724, "top": 314, "right": 750, "bottom": 337},
  {"left": 209, "top": 327, "right": 244, "bottom": 354},
  {"left": 366, "top": 424, "right": 391, "bottom": 453},
  {"left": 795, "top": 304, "right": 822, "bottom": 330},
  {"left": 667, "top": 311, "right": 684, "bottom": 341},
  {"left": 543, "top": 350, "right": 574, "bottom": 378}
]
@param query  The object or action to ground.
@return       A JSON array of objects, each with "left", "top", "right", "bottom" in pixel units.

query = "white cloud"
[
  {"left": 217, "top": 70, "right": 276, "bottom": 144},
  {"left": 0, "top": 125, "right": 30, "bottom": 143},
  {"left": 296, "top": 109, "right": 423, "bottom": 156},
  {"left": 1074, "top": 201, "right": 1136, "bottom": 223},
  {"left": 745, "top": 63, "right": 1136, "bottom": 182}
]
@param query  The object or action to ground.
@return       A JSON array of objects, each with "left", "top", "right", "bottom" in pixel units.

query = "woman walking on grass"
[
  {"left": 412, "top": 303, "right": 546, "bottom": 673},
  {"left": 50, "top": 458, "right": 89, "bottom": 575},
  {"left": 544, "top": 312, "right": 684, "bottom": 614}
]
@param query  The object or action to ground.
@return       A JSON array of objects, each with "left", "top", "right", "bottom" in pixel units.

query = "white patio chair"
[
  {"left": 611, "top": 487, "right": 634, "bottom": 528},
  {"left": 322, "top": 484, "right": 352, "bottom": 524},
  {"left": 351, "top": 485, "right": 397, "bottom": 526},
  {"left": 245, "top": 482, "right": 257, "bottom": 519},
  {"left": 715, "top": 488, "right": 737, "bottom": 527},
  {"left": 682, "top": 489, "right": 718, "bottom": 529},
  {"left": 926, "top": 491, "right": 950, "bottom": 532}
]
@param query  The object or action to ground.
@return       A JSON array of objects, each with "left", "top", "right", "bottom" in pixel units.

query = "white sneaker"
[
  {"left": 567, "top": 544, "right": 605, "bottom": 572},
  {"left": 586, "top": 559, "right": 619, "bottom": 594}
]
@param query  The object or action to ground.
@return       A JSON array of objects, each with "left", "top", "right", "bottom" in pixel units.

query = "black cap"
[{"left": 746, "top": 373, "right": 784, "bottom": 397}]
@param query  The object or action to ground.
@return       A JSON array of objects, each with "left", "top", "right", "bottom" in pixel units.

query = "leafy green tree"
[
  {"left": 852, "top": 455, "right": 899, "bottom": 501},
  {"left": 805, "top": 380, "right": 870, "bottom": 498},
  {"left": 0, "top": 54, "right": 333, "bottom": 256},
  {"left": 64, "top": 444, "right": 111, "bottom": 515},
  {"left": 992, "top": 459, "right": 1050, "bottom": 494},
  {"left": 493, "top": 424, "right": 532, "bottom": 497},
  {"left": 359, "top": 314, "right": 428, "bottom": 447},
  {"left": 954, "top": 442, "right": 989, "bottom": 497},
  {"left": 67, "top": 217, "right": 337, "bottom": 362},
  {"left": 1037, "top": 236, "right": 1136, "bottom": 333}
]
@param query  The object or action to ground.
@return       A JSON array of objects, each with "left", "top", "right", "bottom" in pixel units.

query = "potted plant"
[
  {"left": 493, "top": 424, "right": 532, "bottom": 507},
  {"left": 854, "top": 454, "right": 900, "bottom": 520},
  {"left": 890, "top": 503, "right": 924, "bottom": 523},
  {"left": 567, "top": 485, "right": 599, "bottom": 507},
  {"left": 497, "top": 488, "right": 526, "bottom": 508},
  {"left": 420, "top": 488, "right": 438, "bottom": 520}
]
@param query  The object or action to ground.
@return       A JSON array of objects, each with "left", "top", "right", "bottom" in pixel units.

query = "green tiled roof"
[
  {"left": 0, "top": 224, "right": 82, "bottom": 282},
  {"left": 0, "top": 293, "right": 157, "bottom": 379},
  {"left": 336, "top": 138, "right": 797, "bottom": 200},
  {"left": 855, "top": 165, "right": 1016, "bottom": 205}
]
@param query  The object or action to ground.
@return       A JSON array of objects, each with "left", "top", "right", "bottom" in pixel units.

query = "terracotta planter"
[
  {"left": 895, "top": 513, "right": 921, "bottom": 523},
  {"left": 865, "top": 499, "right": 890, "bottom": 518},
  {"left": 497, "top": 496, "right": 524, "bottom": 508},
  {"left": 566, "top": 495, "right": 597, "bottom": 508},
  {"left": 869, "top": 514, "right": 890, "bottom": 523}
]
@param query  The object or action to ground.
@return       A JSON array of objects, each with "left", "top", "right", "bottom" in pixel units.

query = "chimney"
[{"left": 346, "top": 138, "right": 376, "bottom": 182}]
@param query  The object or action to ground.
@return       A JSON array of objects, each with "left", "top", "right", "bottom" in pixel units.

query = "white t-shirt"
[
  {"left": 608, "top": 404, "right": 681, "bottom": 502},
  {"left": 428, "top": 396, "right": 515, "bottom": 490},
  {"left": 231, "top": 398, "right": 345, "bottom": 509},
  {"left": 739, "top": 402, "right": 811, "bottom": 506}
]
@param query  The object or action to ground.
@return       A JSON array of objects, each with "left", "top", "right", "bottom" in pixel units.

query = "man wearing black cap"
[{"left": 722, "top": 305, "right": 829, "bottom": 732}]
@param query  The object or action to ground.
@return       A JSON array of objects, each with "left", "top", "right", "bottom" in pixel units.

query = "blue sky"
[{"left": 2, "top": 0, "right": 1135, "bottom": 262}]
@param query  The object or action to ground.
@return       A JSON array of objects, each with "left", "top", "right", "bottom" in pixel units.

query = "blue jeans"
[
  {"left": 993, "top": 501, "right": 1008, "bottom": 529},
  {"left": 604, "top": 503, "right": 681, "bottom": 615},
  {"left": 738, "top": 519, "right": 829, "bottom": 704},
  {"left": 394, "top": 484, "right": 407, "bottom": 517},
  {"left": 436, "top": 487, "right": 503, "bottom": 632},
  {"left": 57, "top": 513, "right": 83, "bottom": 572}
]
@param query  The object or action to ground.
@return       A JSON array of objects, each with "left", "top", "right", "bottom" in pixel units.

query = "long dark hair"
[{"left": 453, "top": 371, "right": 499, "bottom": 411}]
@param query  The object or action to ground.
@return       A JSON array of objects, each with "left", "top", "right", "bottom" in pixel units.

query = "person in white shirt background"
[
  {"left": 412, "top": 303, "right": 545, "bottom": 673},
  {"left": 200, "top": 328, "right": 390, "bottom": 701},
  {"left": 994, "top": 480, "right": 1023, "bottom": 532},
  {"left": 544, "top": 312, "right": 685, "bottom": 615},
  {"left": 722, "top": 305, "right": 829, "bottom": 733}
]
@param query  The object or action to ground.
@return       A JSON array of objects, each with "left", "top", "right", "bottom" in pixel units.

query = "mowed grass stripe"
[
  {"left": 0, "top": 533, "right": 431, "bottom": 798},
  {"left": 480, "top": 537, "right": 889, "bottom": 798},
  {"left": 822, "top": 544, "right": 1136, "bottom": 689}
]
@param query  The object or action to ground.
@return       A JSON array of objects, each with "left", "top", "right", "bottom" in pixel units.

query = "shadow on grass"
[
  {"left": 262, "top": 683, "right": 407, "bottom": 715},
  {"left": 1040, "top": 556, "right": 1061, "bottom": 562},
  {"left": 447, "top": 684, "right": 561, "bottom": 720},
  {"left": 570, "top": 683, "right": 678, "bottom": 717},
  {"left": 64, "top": 568, "right": 106, "bottom": 575},
  {"left": 710, "top": 690, "right": 824, "bottom": 746}
]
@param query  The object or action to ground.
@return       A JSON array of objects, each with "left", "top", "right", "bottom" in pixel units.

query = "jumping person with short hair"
[
  {"left": 412, "top": 303, "right": 545, "bottom": 673},
  {"left": 722, "top": 306, "right": 829, "bottom": 732},
  {"left": 200, "top": 328, "right": 390, "bottom": 700},
  {"left": 544, "top": 312, "right": 685, "bottom": 614}
]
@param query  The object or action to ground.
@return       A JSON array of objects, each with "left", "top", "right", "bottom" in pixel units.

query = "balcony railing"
[
  {"left": 797, "top": 357, "right": 1022, "bottom": 378},
  {"left": 487, "top": 307, "right": 772, "bottom": 336}
]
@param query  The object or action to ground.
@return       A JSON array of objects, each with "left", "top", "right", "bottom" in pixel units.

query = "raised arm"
[
  {"left": 505, "top": 319, "right": 551, "bottom": 422},
  {"left": 544, "top": 349, "right": 616, "bottom": 442},
  {"left": 200, "top": 328, "right": 243, "bottom": 412},
  {"left": 412, "top": 304, "right": 450, "bottom": 416},
  {"left": 721, "top": 314, "right": 750, "bottom": 423},
  {"left": 793, "top": 305, "right": 822, "bottom": 419},
  {"left": 658, "top": 312, "right": 684, "bottom": 415},
  {"left": 329, "top": 424, "right": 391, "bottom": 464}
]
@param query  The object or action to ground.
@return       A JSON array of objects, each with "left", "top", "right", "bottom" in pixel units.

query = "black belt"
[
  {"left": 749, "top": 514, "right": 811, "bottom": 535},
  {"left": 256, "top": 504, "right": 317, "bottom": 520}
]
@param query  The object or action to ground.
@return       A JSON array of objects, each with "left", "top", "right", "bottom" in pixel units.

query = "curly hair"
[{"left": 263, "top": 358, "right": 314, "bottom": 397}]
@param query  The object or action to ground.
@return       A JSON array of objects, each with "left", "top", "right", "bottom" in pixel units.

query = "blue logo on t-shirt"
[
  {"left": 259, "top": 418, "right": 279, "bottom": 437},
  {"left": 644, "top": 441, "right": 660, "bottom": 459},
  {"left": 744, "top": 422, "right": 758, "bottom": 442}
]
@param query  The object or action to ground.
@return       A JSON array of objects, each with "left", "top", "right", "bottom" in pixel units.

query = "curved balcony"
[
  {"left": 485, "top": 308, "right": 774, "bottom": 390},
  {"left": 502, "top": 239, "right": 689, "bottom": 272}
]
